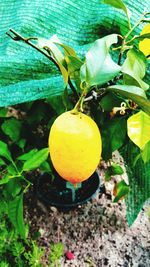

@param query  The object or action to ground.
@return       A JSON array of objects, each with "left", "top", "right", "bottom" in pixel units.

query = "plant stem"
[
  {"left": 6, "top": 29, "right": 78, "bottom": 99},
  {"left": 117, "top": 11, "right": 148, "bottom": 65},
  {"left": 71, "top": 91, "right": 87, "bottom": 113},
  {"left": 125, "top": 18, "right": 143, "bottom": 41},
  {"left": 117, "top": 38, "right": 125, "bottom": 65},
  {"left": 127, "top": 14, "right": 131, "bottom": 30},
  {"left": 11, "top": 159, "right": 20, "bottom": 174}
]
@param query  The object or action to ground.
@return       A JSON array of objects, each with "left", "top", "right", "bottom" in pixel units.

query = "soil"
[{"left": 24, "top": 153, "right": 150, "bottom": 267}]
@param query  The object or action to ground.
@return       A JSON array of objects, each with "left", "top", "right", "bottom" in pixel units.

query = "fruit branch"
[
  {"left": 117, "top": 11, "right": 149, "bottom": 65},
  {"left": 71, "top": 91, "right": 87, "bottom": 114},
  {"left": 6, "top": 29, "right": 78, "bottom": 99}
]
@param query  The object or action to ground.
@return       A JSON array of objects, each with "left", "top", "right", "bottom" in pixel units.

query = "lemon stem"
[{"left": 71, "top": 91, "right": 87, "bottom": 114}]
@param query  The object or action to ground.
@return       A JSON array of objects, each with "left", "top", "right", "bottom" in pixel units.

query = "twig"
[
  {"left": 6, "top": 29, "right": 78, "bottom": 99},
  {"left": 117, "top": 10, "right": 150, "bottom": 65}
]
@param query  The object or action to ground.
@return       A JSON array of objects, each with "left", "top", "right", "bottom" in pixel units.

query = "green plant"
[
  {"left": 0, "top": 262, "right": 10, "bottom": 267},
  {"left": 4, "top": 0, "right": 150, "bottom": 223},
  {"left": 0, "top": 196, "right": 45, "bottom": 267},
  {"left": 0, "top": 101, "right": 54, "bottom": 238},
  {"left": 0, "top": 138, "right": 49, "bottom": 238},
  {"left": 24, "top": 241, "right": 44, "bottom": 267},
  {"left": 48, "top": 243, "right": 64, "bottom": 267}
]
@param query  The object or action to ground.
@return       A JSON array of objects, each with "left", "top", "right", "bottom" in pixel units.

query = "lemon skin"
[
  {"left": 139, "top": 23, "right": 150, "bottom": 59},
  {"left": 49, "top": 111, "right": 102, "bottom": 184}
]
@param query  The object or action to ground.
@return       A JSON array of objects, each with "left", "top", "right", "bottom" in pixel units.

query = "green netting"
[
  {"left": 0, "top": 0, "right": 150, "bottom": 106},
  {"left": 120, "top": 143, "right": 150, "bottom": 225}
]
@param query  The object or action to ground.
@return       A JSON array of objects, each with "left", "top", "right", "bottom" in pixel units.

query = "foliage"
[
  {"left": 24, "top": 241, "right": 44, "bottom": 267},
  {"left": 0, "top": 100, "right": 66, "bottom": 265},
  {"left": 0, "top": 104, "right": 51, "bottom": 239},
  {"left": 0, "top": 197, "right": 44, "bottom": 266},
  {"left": 113, "top": 180, "right": 129, "bottom": 202},
  {"left": 0, "top": 183, "right": 64, "bottom": 266},
  {"left": 17, "top": 0, "right": 149, "bottom": 223},
  {"left": 48, "top": 243, "right": 64, "bottom": 267},
  {"left": 0, "top": 140, "right": 49, "bottom": 238},
  {"left": 105, "top": 162, "right": 124, "bottom": 182},
  {"left": 0, "top": 0, "right": 150, "bottom": 264},
  {"left": 127, "top": 110, "right": 150, "bottom": 149}
]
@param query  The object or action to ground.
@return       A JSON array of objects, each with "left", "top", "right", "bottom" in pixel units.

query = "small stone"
[
  {"left": 50, "top": 206, "right": 58, "bottom": 213},
  {"left": 39, "top": 228, "right": 45, "bottom": 236}
]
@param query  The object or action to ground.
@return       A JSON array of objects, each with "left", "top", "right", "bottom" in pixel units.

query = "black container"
[{"left": 37, "top": 170, "right": 101, "bottom": 210}]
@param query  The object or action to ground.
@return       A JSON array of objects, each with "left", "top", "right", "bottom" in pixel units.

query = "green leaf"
[
  {"left": 101, "top": 117, "right": 127, "bottom": 160},
  {"left": 51, "top": 35, "right": 77, "bottom": 57},
  {"left": 102, "top": 0, "right": 131, "bottom": 28},
  {"left": 0, "top": 158, "right": 6, "bottom": 166},
  {"left": 59, "top": 43, "right": 77, "bottom": 57},
  {"left": 4, "top": 178, "right": 22, "bottom": 199},
  {"left": 105, "top": 163, "right": 124, "bottom": 181},
  {"left": 62, "top": 87, "right": 74, "bottom": 111},
  {"left": 111, "top": 163, "right": 124, "bottom": 175},
  {"left": 127, "top": 111, "right": 150, "bottom": 149},
  {"left": 0, "top": 140, "right": 13, "bottom": 162},
  {"left": 81, "top": 34, "right": 121, "bottom": 88},
  {"left": 26, "top": 101, "right": 48, "bottom": 125},
  {"left": 38, "top": 37, "right": 64, "bottom": 64},
  {"left": 136, "top": 33, "right": 150, "bottom": 40},
  {"left": 102, "top": 0, "right": 128, "bottom": 14},
  {"left": 122, "top": 49, "right": 149, "bottom": 90},
  {"left": 8, "top": 193, "right": 26, "bottom": 239},
  {"left": 66, "top": 55, "right": 83, "bottom": 91},
  {"left": 1, "top": 118, "right": 22, "bottom": 142},
  {"left": 100, "top": 92, "right": 122, "bottom": 111},
  {"left": 141, "top": 141, "right": 150, "bottom": 163},
  {"left": 107, "top": 85, "right": 150, "bottom": 115},
  {"left": 113, "top": 180, "right": 129, "bottom": 202},
  {"left": 0, "top": 262, "right": 9, "bottom": 267},
  {"left": 47, "top": 95, "right": 66, "bottom": 115},
  {"left": 38, "top": 37, "right": 68, "bottom": 86},
  {"left": 17, "top": 138, "right": 26, "bottom": 150},
  {"left": 22, "top": 148, "right": 49, "bottom": 171},
  {"left": 105, "top": 169, "right": 112, "bottom": 181},
  {"left": 0, "top": 174, "right": 10, "bottom": 185},
  {"left": 7, "top": 164, "right": 17, "bottom": 176},
  {"left": 49, "top": 243, "right": 64, "bottom": 264},
  {"left": 56, "top": 62, "right": 68, "bottom": 87},
  {"left": 40, "top": 161, "right": 52, "bottom": 173},
  {"left": 0, "top": 108, "right": 8, "bottom": 117},
  {"left": 17, "top": 149, "right": 38, "bottom": 161},
  {"left": 11, "top": 241, "right": 25, "bottom": 257},
  {"left": 66, "top": 56, "right": 83, "bottom": 77}
]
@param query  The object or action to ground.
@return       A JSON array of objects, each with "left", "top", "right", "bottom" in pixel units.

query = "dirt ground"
[{"left": 25, "top": 156, "right": 150, "bottom": 267}]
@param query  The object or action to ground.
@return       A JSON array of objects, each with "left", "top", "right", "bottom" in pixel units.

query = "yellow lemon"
[
  {"left": 49, "top": 111, "right": 101, "bottom": 184},
  {"left": 139, "top": 23, "right": 150, "bottom": 59}
]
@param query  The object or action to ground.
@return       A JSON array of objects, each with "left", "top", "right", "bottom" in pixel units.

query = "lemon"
[
  {"left": 139, "top": 23, "right": 150, "bottom": 59},
  {"left": 48, "top": 111, "right": 102, "bottom": 184}
]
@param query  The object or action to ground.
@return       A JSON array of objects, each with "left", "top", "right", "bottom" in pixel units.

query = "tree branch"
[{"left": 6, "top": 29, "right": 78, "bottom": 99}]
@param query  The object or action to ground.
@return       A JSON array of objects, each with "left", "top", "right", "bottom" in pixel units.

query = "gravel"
[{"left": 25, "top": 169, "right": 150, "bottom": 267}]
